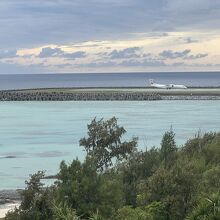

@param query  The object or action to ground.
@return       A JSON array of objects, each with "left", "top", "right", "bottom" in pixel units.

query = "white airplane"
[{"left": 149, "top": 79, "right": 187, "bottom": 89}]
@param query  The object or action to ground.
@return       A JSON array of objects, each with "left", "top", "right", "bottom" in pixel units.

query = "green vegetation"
[{"left": 5, "top": 117, "right": 220, "bottom": 220}]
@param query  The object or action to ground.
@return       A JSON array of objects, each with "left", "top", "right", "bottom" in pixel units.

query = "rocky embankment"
[
  {"left": 0, "top": 89, "right": 220, "bottom": 101},
  {"left": 0, "top": 91, "right": 161, "bottom": 101}
]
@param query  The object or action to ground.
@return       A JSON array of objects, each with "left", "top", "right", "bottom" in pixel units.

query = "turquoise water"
[{"left": 0, "top": 101, "right": 219, "bottom": 189}]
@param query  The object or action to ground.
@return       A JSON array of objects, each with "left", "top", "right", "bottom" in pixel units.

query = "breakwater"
[
  {"left": 0, "top": 91, "right": 161, "bottom": 101},
  {"left": 0, "top": 88, "right": 220, "bottom": 101}
]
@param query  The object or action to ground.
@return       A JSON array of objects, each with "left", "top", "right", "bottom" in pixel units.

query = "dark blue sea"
[{"left": 0, "top": 72, "right": 220, "bottom": 90}]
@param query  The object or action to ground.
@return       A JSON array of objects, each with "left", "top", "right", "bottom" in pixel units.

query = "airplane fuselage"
[
  {"left": 149, "top": 80, "right": 187, "bottom": 89},
  {"left": 166, "top": 84, "right": 187, "bottom": 89},
  {"left": 151, "top": 83, "right": 168, "bottom": 89}
]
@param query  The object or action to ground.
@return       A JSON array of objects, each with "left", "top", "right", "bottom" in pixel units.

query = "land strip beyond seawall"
[{"left": 0, "top": 87, "right": 220, "bottom": 101}]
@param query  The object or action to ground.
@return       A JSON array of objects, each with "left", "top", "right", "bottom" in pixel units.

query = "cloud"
[
  {"left": 164, "top": 0, "right": 220, "bottom": 30},
  {"left": 159, "top": 49, "right": 191, "bottom": 59},
  {"left": 54, "top": 63, "right": 73, "bottom": 68},
  {"left": 109, "top": 47, "right": 141, "bottom": 59},
  {"left": 0, "top": 49, "right": 17, "bottom": 59},
  {"left": 159, "top": 49, "right": 208, "bottom": 60},
  {"left": 178, "top": 37, "right": 199, "bottom": 44},
  {"left": 0, "top": 41, "right": 212, "bottom": 74},
  {"left": 166, "top": 0, "right": 220, "bottom": 13},
  {"left": 1, "top": 0, "right": 220, "bottom": 49},
  {"left": 120, "top": 58, "right": 166, "bottom": 67},
  {"left": 63, "top": 51, "right": 86, "bottom": 60},
  {"left": 172, "top": 62, "right": 185, "bottom": 66},
  {"left": 0, "top": 60, "right": 45, "bottom": 74},
  {"left": 82, "top": 56, "right": 166, "bottom": 68},
  {"left": 38, "top": 47, "right": 63, "bottom": 58},
  {"left": 184, "top": 53, "right": 208, "bottom": 60},
  {"left": 184, "top": 37, "right": 198, "bottom": 44},
  {"left": 81, "top": 61, "right": 117, "bottom": 68},
  {"left": 38, "top": 47, "right": 86, "bottom": 59}
]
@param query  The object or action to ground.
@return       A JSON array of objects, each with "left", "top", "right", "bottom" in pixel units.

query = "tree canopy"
[{"left": 79, "top": 117, "right": 137, "bottom": 170}]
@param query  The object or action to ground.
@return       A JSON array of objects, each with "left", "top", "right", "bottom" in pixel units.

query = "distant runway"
[
  {"left": 16, "top": 87, "right": 220, "bottom": 96},
  {"left": 87, "top": 88, "right": 220, "bottom": 96}
]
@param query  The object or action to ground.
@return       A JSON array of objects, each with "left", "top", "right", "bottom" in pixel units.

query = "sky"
[{"left": 0, "top": 0, "right": 220, "bottom": 74}]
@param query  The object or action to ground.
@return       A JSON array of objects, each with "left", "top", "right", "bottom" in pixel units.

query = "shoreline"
[
  {"left": 0, "top": 190, "right": 22, "bottom": 204},
  {"left": 0, "top": 202, "right": 21, "bottom": 218},
  {"left": 0, "top": 87, "right": 220, "bottom": 101},
  {"left": 0, "top": 190, "right": 21, "bottom": 218}
]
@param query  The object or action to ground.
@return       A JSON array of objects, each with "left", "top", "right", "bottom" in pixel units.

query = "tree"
[
  {"left": 183, "top": 132, "right": 217, "bottom": 156},
  {"left": 116, "top": 206, "right": 147, "bottom": 220},
  {"left": 160, "top": 129, "right": 177, "bottom": 168},
  {"left": 116, "top": 202, "right": 167, "bottom": 220},
  {"left": 21, "top": 171, "right": 45, "bottom": 210},
  {"left": 6, "top": 171, "right": 54, "bottom": 220},
  {"left": 200, "top": 165, "right": 220, "bottom": 194},
  {"left": 120, "top": 148, "right": 161, "bottom": 206},
  {"left": 57, "top": 159, "right": 101, "bottom": 217},
  {"left": 79, "top": 117, "right": 138, "bottom": 170},
  {"left": 57, "top": 158, "right": 123, "bottom": 218},
  {"left": 144, "top": 202, "right": 167, "bottom": 220},
  {"left": 137, "top": 155, "right": 206, "bottom": 220}
]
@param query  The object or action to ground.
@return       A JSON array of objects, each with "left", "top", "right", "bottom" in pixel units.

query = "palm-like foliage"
[
  {"left": 52, "top": 202, "right": 80, "bottom": 220},
  {"left": 89, "top": 210, "right": 103, "bottom": 220},
  {"left": 186, "top": 192, "right": 220, "bottom": 220}
]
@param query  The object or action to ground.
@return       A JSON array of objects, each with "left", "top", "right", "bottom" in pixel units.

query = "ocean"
[
  {"left": 0, "top": 72, "right": 220, "bottom": 90},
  {"left": 0, "top": 100, "right": 220, "bottom": 189}
]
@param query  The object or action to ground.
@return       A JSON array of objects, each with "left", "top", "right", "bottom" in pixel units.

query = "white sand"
[{"left": 0, "top": 202, "right": 20, "bottom": 218}]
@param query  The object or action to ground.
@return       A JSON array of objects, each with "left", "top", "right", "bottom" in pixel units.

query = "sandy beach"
[{"left": 0, "top": 202, "right": 20, "bottom": 218}]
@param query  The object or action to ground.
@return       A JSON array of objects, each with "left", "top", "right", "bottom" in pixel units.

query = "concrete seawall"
[{"left": 0, "top": 88, "right": 220, "bottom": 101}]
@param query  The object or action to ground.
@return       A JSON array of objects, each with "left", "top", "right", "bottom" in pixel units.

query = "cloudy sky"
[{"left": 0, "top": 0, "right": 220, "bottom": 74}]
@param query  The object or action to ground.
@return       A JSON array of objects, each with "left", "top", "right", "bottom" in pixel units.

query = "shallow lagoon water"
[{"left": 0, "top": 101, "right": 219, "bottom": 189}]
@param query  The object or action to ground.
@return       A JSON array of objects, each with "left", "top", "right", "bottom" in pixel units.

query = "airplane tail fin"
[{"left": 149, "top": 79, "right": 155, "bottom": 86}]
